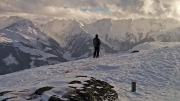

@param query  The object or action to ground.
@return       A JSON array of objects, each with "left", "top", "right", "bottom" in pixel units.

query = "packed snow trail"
[{"left": 0, "top": 43, "right": 180, "bottom": 101}]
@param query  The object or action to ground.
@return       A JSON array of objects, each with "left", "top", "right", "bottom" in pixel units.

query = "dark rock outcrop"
[
  {"left": 48, "top": 77, "right": 118, "bottom": 101},
  {"left": 0, "top": 77, "right": 118, "bottom": 101}
]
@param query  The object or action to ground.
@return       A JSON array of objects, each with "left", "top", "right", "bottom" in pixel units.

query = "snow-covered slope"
[
  {"left": 0, "top": 42, "right": 180, "bottom": 101},
  {"left": 0, "top": 16, "right": 67, "bottom": 75}
]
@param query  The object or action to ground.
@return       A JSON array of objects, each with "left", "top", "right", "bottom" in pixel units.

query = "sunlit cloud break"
[{"left": 0, "top": 0, "right": 180, "bottom": 23}]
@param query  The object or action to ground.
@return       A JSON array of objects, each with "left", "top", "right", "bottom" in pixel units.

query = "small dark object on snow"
[
  {"left": 131, "top": 50, "right": 139, "bottom": 53},
  {"left": 132, "top": 81, "right": 136, "bottom": 92},
  {"left": 76, "top": 75, "right": 88, "bottom": 78},
  {"left": 69, "top": 80, "right": 81, "bottom": 84}
]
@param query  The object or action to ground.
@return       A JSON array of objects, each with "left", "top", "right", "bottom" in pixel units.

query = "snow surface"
[
  {"left": 2, "top": 54, "right": 18, "bottom": 65},
  {"left": 0, "top": 42, "right": 180, "bottom": 101}
]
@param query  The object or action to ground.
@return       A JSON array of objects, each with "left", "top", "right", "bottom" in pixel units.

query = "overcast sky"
[{"left": 0, "top": 0, "right": 180, "bottom": 23}]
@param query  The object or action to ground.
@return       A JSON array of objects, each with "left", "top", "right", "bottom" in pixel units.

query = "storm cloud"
[{"left": 0, "top": 0, "right": 180, "bottom": 22}]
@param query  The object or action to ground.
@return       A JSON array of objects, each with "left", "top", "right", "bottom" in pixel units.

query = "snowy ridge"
[
  {"left": 0, "top": 16, "right": 23, "bottom": 30},
  {"left": 0, "top": 16, "right": 67, "bottom": 75},
  {"left": 40, "top": 18, "right": 180, "bottom": 52},
  {"left": 0, "top": 42, "right": 180, "bottom": 101},
  {"left": 38, "top": 17, "right": 180, "bottom": 61},
  {"left": 0, "top": 16, "right": 48, "bottom": 45},
  {"left": 40, "top": 19, "right": 89, "bottom": 48},
  {"left": 84, "top": 18, "right": 180, "bottom": 50},
  {"left": 0, "top": 17, "right": 54, "bottom": 58},
  {"left": 40, "top": 19, "right": 98, "bottom": 60}
]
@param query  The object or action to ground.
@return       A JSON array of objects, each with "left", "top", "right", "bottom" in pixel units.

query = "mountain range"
[
  {"left": 0, "top": 16, "right": 67, "bottom": 75},
  {"left": 1, "top": 16, "right": 180, "bottom": 75}
]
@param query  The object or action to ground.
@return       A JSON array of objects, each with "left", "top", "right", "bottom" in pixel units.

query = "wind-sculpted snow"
[{"left": 0, "top": 43, "right": 180, "bottom": 101}]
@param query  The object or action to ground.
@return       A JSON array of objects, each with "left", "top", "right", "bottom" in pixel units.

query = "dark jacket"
[{"left": 93, "top": 37, "right": 101, "bottom": 47}]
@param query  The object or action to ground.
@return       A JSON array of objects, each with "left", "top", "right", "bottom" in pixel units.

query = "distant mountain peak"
[
  {"left": 95, "top": 18, "right": 112, "bottom": 24},
  {"left": 7, "top": 16, "right": 24, "bottom": 22}
]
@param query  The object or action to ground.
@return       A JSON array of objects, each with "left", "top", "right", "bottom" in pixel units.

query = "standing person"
[{"left": 93, "top": 34, "right": 101, "bottom": 58}]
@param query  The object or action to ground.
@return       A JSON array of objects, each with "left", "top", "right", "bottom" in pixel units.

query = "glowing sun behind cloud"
[{"left": 176, "top": 1, "right": 180, "bottom": 15}]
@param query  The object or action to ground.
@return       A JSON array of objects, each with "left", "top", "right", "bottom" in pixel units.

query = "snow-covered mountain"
[
  {"left": 40, "top": 18, "right": 180, "bottom": 60},
  {"left": 1, "top": 42, "right": 180, "bottom": 101},
  {"left": 39, "top": 19, "right": 116, "bottom": 60},
  {"left": 0, "top": 16, "right": 67, "bottom": 75},
  {"left": 1, "top": 16, "right": 180, "bottom": 75}
]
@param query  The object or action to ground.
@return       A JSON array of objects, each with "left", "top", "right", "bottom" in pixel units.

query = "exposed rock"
[
  {"left": 0, "top": 77, "right": 118, "bottom": 101},
  {"left": 28, "top": 86, "right": 54, "bottom": 100},
  {"left": 62, "top": 77, "right": 118, "bottom": 101},
  {"left": 0, "top": 91, "right": 12, "bottom": 96},
  {"left": 49, "top": 95, "right": 63, "bottom": 101},
  {"left": 2, "top": 96, "right": 17, "bottom": 101},
  {"left": 69, "top": 80, "right": 81, "bottom": 84}
]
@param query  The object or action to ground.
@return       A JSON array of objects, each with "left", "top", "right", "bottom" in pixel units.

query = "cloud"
[{"left": 0, "top": 0, "right": 180, "bottom": 23}]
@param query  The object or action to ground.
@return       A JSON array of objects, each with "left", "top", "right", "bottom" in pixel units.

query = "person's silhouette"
[{"left": 93, "top": 34, "right": 101, "bottom": 58}]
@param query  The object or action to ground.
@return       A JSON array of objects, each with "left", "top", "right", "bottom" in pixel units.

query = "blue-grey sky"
[{"left": 0, "top": 0, "right": 180, "bottom": 22}]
